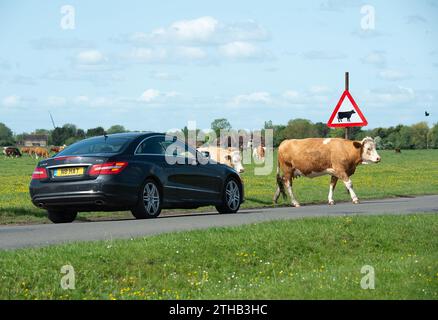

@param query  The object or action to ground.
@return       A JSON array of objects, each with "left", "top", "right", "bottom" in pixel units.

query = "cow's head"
[
  {"left": 225, "top": 150, "right": 244, "bottom": 173},
  {"left": 359, "top": 137, "right": 381, "bottom": 164}
]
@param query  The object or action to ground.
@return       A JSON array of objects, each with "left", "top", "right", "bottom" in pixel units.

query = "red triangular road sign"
[{"left": 327, "top": 90, "right": 368, "bottom": 128}]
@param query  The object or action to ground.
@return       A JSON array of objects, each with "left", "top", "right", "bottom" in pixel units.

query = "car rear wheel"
[
  {"left": 131, "top": 179, "right": 162, "bottom": 219},
  {"left": 47, "top": 209, "right": 77, "bottom": 223},
  {"left": 216, "top": 178, "right": 241, "bottom": 214}
]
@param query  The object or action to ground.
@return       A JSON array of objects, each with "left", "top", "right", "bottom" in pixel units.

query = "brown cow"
[
  {"left": 197, "top": 145, "right": 245, "bottom": 173},
  {"left": 33, "top": 147, "right": 49, "bottom": 159},
  {"left": 252, "top": 145, "right": 266, "bottom": 161},
  {"left": 274, "top": 137, "right": 381, "bottom": 207}
]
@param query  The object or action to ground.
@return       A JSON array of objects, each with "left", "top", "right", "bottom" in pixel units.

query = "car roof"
[{"left": 85, "top": 131, "right": 163, "bottom": 140}]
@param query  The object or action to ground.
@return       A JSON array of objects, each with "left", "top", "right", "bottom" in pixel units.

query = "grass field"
[
  {"left": 0, "top": 214, "right": 436, "bottom": 299},
  {"left": 0, "top": 149, "right": 438, "bottom": 224}
]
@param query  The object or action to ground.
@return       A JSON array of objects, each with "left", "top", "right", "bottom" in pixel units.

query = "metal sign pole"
[{"left": 344, "top": 72, "right": 349, "bottom": 140}]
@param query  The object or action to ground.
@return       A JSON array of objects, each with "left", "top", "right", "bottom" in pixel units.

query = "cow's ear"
[{"left": 353, "top": 141, "right": 362, "bottom": 149}]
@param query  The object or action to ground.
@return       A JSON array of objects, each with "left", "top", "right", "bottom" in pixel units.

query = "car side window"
[
  {"left": 166, "top": 140, "right": 197, "bottom": 160},
  {"left": 136, "top": 136, "right": 166, "bottom": 154}
]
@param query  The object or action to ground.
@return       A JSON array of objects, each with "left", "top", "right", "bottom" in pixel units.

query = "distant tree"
[
  {"left": 76, "top": 129, "right": 86, "bottom": 139},
  {"left": 428, "top": 123, "right": 438, "bottom": 149},
  {"left": 211, "top": 118, "right": 232, "bottom": 139},
  {"left": 314, "top": 122, "right": 330, "bottom": 138},
  {"left": 410, "top": 122, "right": 429, "bottom": 149},
  {"left": 86, "top": 127, "right": 105, "bottom": 137},
  {"left": 328, "top": 128, "right": 345, "bottom": 138},
  {"left": 107, "top": 125, "right": 127, "bottom": 134},
  {"left": 0, "top": 123, "right": 14, "bottom": 146},
  {"left": 51, "top": 124, "right": 78, "bottom": 145},
  {"left": 374, "top": 136, "right": 383, "bottom": 150},
  {"left": 283, "top": 119, "right": 318, "bottom": 139},
  {"left": 398, "top": 125, "right": 414, "bottom": 149}
]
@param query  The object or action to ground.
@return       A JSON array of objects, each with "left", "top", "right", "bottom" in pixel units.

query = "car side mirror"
[{"left": 201, "top": 151, "right": 210, "bottom": 159}]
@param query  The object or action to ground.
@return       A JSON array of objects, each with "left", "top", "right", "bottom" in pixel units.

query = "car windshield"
[{"left": 56, "top": 136, "right": 132, "bottom": 156}]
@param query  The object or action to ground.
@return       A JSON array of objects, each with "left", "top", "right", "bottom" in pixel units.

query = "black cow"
[{"left": 337, "top": 110, "right": 356, "bottom": 122}]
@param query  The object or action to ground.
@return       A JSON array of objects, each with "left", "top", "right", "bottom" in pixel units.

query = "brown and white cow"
[
  {"left": 197, "top": 145, "right": 245, "bottom": 173},
  {"left": 274, "top": 137, "right": 381, "bottom": 207},
  {"left": 3, "top": 147, "right": 22, "bottom": 157},
  {"left": 252, "top": 145, "right": 266, "bottom": 161}
]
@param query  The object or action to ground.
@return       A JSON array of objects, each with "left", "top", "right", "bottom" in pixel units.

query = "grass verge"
[{"left": 0, "top": 213, "right": 437, "bottom": 299}]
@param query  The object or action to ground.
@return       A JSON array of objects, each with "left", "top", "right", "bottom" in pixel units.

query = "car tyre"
[
  {"left": 47, "top": 209, "right": 77, "bottom": 223},
  {"left": 216, "top": 177, "right": 241, "bottom": 214},
  {"left": 131, "top": 179, "right": 162, "bottom": 219}
]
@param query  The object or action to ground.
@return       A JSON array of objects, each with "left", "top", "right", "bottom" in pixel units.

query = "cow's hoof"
[
  {"left": 328, "top": 200, "right": 335, "bottom": 205},
  {"left": 352, "top": 199, "right": 360, "bottom": 204},
  {"left": 292, "top": 203, "right": 301, "bottom": 208}
]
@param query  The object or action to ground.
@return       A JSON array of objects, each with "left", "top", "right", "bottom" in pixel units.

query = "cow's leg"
[
  {"left": 328, "top": 176, "right": 338, "bottom": 205},
  {"left": 284, "top": 177, "right": 300, "bottom": 207},
  {"left": 342, "top": 177, "right": 359, "bottom": 204},
  {"left": 273, "top": 186, "right": 281, "bottom": 203}
]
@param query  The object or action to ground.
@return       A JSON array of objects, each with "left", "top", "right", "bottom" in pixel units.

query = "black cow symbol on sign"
[{"left": 337, "top": 110, "right": 356, "bottom": 122}]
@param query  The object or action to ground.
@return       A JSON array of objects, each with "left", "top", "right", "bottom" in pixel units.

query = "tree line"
[{"left": 1, "top": 119, "right": 437, "bottom": 150}]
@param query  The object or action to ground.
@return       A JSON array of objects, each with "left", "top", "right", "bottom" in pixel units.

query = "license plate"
[{"left": 54, "top": 167, "right": 84, "bottom": 177}]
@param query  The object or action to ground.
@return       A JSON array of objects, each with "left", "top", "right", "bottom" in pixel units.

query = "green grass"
[
  {"left": 0, "top": 214, "right": 437, "bottom": 299},
  {"left": 0, "top": 149, "right": 438, "bottom": 224}
]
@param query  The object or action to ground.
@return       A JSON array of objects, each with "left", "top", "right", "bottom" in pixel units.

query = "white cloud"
[
  {"left": 127, "top": 48, "right": 168, "bottom": 63},
  {"left": 378, "top": 69, "right": 409, "bottom": 81},
  {"left": 365, "top": 86, "right": 415, "bottom": 104},
  {"left": 150, "top": 71, "right": 181, "bottom": 81},
  {"left": 122, "top": 16, "right": 269, "bottom": 45},
  {"left": 232, "top": 91, "right": 271, "bottom": 105},
  {"left": 219, "top": 41, "right": 259, "bottom": 59},
  {"left": 362, "top": 51, "right": 386, "bottom": 67},
  {"left": 283, "top": 88, "right": 331, "bottom": 105},
  {"left": 47, "top": 96, "right": 66, "bottom": 106},
  {"left": 76, "top": 50, "right": 106, "bottom": 65},
  {"left": 309, "top": 85, "right": 331, "bottom": 94},
  {"left": 2, "top": 95, "right": 20, "bottom": 107},
  {"left": 139, "top": 89, "right": 161, "bottom": 102},
  {"left": 176, "top": 46, "right": 207, "bottom": 60},
  {"left": 75, "top": 95, "right": 90, "bottom": 104}
]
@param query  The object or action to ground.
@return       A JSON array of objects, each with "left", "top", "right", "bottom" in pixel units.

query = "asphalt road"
[{"left": 1, "top": 195, "right": 437, "bottom": 250}]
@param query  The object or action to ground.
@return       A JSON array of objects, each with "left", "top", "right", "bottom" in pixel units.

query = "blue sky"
[{"left": 1, "top": 0, "right": 437, "bottom": 134}]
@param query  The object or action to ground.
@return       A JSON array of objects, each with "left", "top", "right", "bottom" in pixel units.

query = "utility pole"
[
  {"left": 49, "top": 111, "right": 56, "bottom": 129},
  {"left": 344, "top": 72, "right": 349, "bottom": 140}
]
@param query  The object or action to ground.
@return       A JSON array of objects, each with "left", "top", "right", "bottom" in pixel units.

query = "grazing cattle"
[
  {"left": 50, "top": 145, "right": 66, "bottom": 153},
  {"left": 3, "top": 147, "right": 22, "bottom": 158},
  {"left": 337, "top": 110, "right": 356, "bottom": 122},
  {"left": 197, "top": 145, "right": 244, "bottom": 173},
  {"left": 21, "top": 146, "right": 35, "bottom": 156},
  {"left": 33, "top": 147, "right": 49, "bottom": 159},
  {"left": 252, "top": 145, "right": 266, "bottom": 161},
  {"left": 274, "top": 137, "right": 381, "bottom": 207},
  {"left": 395, "top": 148, "right": 401, "bottom": 153}
]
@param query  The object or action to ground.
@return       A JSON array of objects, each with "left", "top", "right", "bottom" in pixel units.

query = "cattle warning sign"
[{"left": 327, "top": 84, "right": 368, "bottom": 128}]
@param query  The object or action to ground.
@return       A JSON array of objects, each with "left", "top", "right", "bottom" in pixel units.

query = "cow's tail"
[{"left": 276, "top": 158, "right": 287, "bottom": 200}]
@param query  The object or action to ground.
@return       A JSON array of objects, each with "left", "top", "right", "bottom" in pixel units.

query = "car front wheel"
[
  {"left": 131, "top": 179, "right": 162, "bottom": 219},
  {"left": 47, "top": 209, "right": 77, "bottom": 223},
  {"left": 216, "top": 178, "right": 241, "bottom": 214}
]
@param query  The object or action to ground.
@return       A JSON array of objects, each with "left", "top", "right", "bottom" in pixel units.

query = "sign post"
[
  {"left": 345, "top": 72, "right": 349, "bottom": 139},
  {"left": 327, "top": 72, "right": 368, "bottom": 139}
]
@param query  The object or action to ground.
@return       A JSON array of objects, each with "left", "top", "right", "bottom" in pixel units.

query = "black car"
[{"left": 30, "top": 132, "right": 244, "bottom": 223}]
